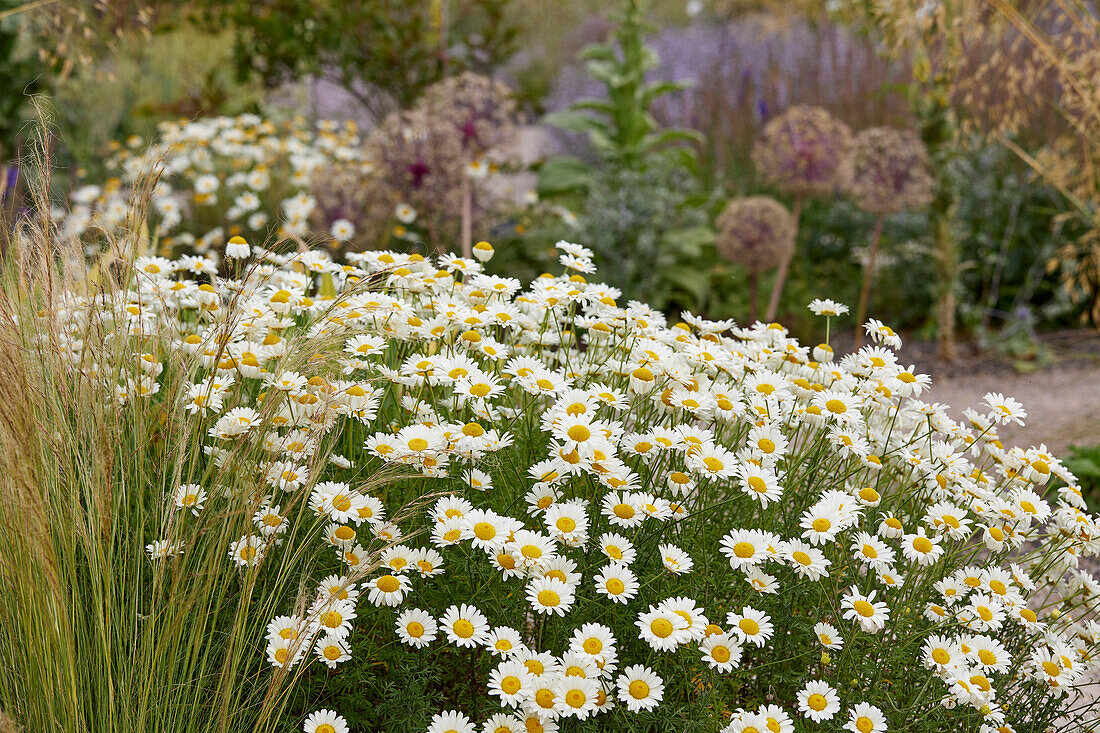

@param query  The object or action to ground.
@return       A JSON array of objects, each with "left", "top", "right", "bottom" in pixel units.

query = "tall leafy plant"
[{"left": 536, "top": 0, "right": 712, "bottom": 310}]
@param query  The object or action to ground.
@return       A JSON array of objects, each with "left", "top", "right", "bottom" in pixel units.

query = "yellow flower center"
[
  {"left": 859, "top": 487, "right": 879, "bottom": 502},
  {"left": 565, "top": 690, "right": 586, "bottom": 708},
  {"left": 650, "top": 619, "right": 674, "bottom": 638},
  {"left": 734, "top": 542, "right": 755, "bottom": 558},
  {"left": 376, "top": 575, "right": 400, "bottom": 593},
  {"left": 567, "top": 425, "right": 591, "bottom": 442}
]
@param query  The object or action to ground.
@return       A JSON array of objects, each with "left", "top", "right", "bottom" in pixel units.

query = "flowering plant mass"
[{"left": 3, "top": 230, "right": 1098, "bottom": 733}]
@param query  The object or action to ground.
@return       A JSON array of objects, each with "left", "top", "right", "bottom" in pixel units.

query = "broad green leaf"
[{"left": 536, "top": 156, "right": 595, "bottom": 195}]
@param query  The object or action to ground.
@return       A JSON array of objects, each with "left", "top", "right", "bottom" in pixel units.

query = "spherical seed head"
[
  {"left": 715, "top": 196, "right": 797, "bottom": 273},
  {"left": 845, "top": 127, "right": 935, "bottom": 214},
  {"left": 417, "top": 71, "right": 520, "bottom": 158},
  {"left": 752, "top": 105, "right": 853, "bottom": 198}
]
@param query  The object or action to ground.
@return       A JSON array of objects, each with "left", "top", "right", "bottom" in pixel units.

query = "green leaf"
[
  {"left": 640, "top": 128, "right": 704, "bottom": 151},
  {"left": 542, "top": 110, "right": 611, "bottom": 138},
  {"left": 661, "top": 264, "right": 712, "bottom": 304},
  {"left": 662, "top": 225, "right": 716, "bottom": 258},
  {"left": 639, "top": 80, "right": 692, "bottom": 107},
  {"left": 536, "top": 156, "right": 595, "bottom": 196}
]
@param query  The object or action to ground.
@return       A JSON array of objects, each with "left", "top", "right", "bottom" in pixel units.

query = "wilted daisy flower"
[{"left": 225, "top": 235, "right": 251, "bottom": 259}]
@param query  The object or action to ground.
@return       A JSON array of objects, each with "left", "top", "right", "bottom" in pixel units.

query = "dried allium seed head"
[
  {"left": 752, "top": 106, "right": 853, "bottom": 198},
  {"left": 716, "top": 196, "right": 796, "bottom": 274},
  {"left": 360, "top": 108, "right": 467, "bottom": 233},
  {"left": 845, "top": 127, "right": 935, "bottom": 215},
  {"left": 416, "top": 72, "right": 520, "bottom": 158}
]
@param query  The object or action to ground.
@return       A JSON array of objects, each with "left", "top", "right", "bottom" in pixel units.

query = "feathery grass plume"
[
  {"left": 715, "top": 196, "right": 795, "bottom": 322},
  {"left": 973, "top": 0, "right": 1100, "bottom": 326},
  {"left": 752, "top": 105, "right": 852, "bottom": 321},
  {"left": 0, "top": 123, "right": 434, "bottom": 733},
  {"left": 845, "top": 126, "right": 934, "bottom": 345}
]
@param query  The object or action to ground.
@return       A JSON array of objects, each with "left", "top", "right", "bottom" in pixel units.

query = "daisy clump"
[{"left": 3, "top": 233, "right": 1099, "bottom": 733}]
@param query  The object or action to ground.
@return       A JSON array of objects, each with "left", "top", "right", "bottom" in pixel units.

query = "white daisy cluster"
[
  {"left": 56, "top": 115, "right": 369, "bottom": 253},
  {"left": 61, "top": 235, "right": 1099, "bottom": 732}
]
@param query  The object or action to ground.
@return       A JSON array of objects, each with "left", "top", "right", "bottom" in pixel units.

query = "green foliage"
[
  {"left": 541, "top": 0, "right": 700, "bottom": 176},
  {"left": 1065, "top": 443, "right": 1100, "bottom": 514},
  {"left": 0, "top": 0, "right": 42, "bottom": 160},
  {"left": 535, "top": 0, "right": 714, "bottom": 313},
  {"left": 202, "top": 0, "right": 522, "bottom": 118},
  {"left": 951, "top": 140, "right": 1082, "bottom": 332},
  {"left": 50, "top": 26, "right": 265, "bottom": 176}
]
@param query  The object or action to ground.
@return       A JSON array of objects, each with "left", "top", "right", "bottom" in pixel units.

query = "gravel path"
[{"left": 927, "top": 363, "right": 1100, "bottom": 456}]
